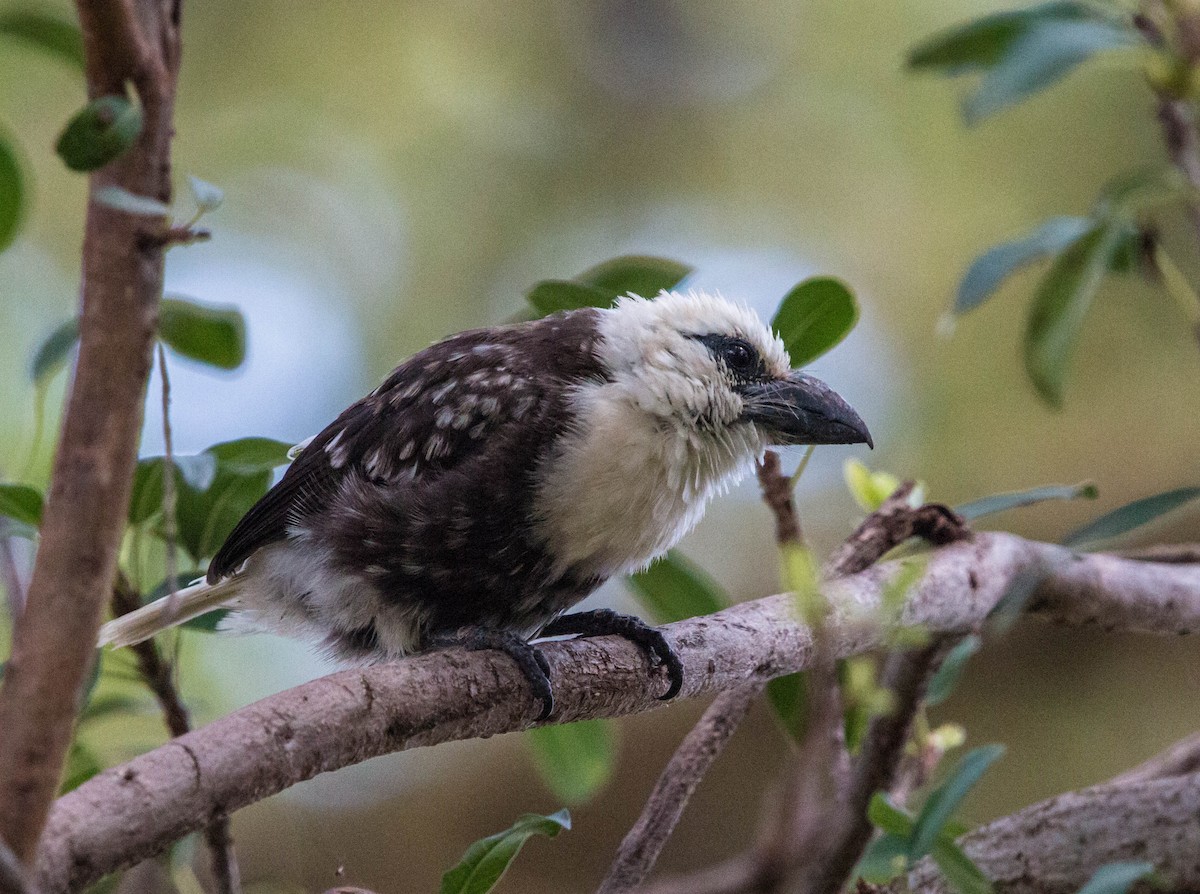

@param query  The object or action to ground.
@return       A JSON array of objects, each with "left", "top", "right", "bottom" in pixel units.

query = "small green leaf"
[
  {"left": 964, "top": 19, "right": 1137, "bottom": 124},
  {"left": 127, "top": 455, "right": 217, "bottom": 525},
  {"left": 93, "top": 185, "right": 170, "bottom": 217},
  {"left": 56, "top": 95, "right": 143, "bottom": 172},
  {"left": 955, "top": 217, "right": 1092, "bottom": 314},
  {"left": 526, "top": 720, "right": 615, "bottom": 804},
  {"left": 576, "top": 255, "right": 692, "bottom": 298},
  {"left": 187, "top": 175, "right": 223, "bottom": 213},
  {"left": 80, "top": 693, "right": 147, "bottom": 722},
  {"left": 854, "top": 834, "right": 911, "bottom": 884},
  {"left": 0, "top": 136, "right": 24, "bottom": 252},
  {"left": 144, "top": 571, "right": 208, "bottom": 602},
  {"left": 931, "top": 837, "right": 994, "bottom": 894},
  {"left": 1076, "top": 862, "right": 1156, "bottom": 894},
  {"left": 843, "top": 459, "right": 903, "bottom": 513},
  {"left": 868, "top": 792, "right": 916, "bottom": 837},
  {"left": 986, "top": 565, "right": 1047, "bottom": 636},
  {"left": 526, "top": 280, "right": 615, "bottom": 316},
  {"left": 955, "top": 482, "right": 1098, "bottom": 522},
  {"left": 1063, "top": 487, "right": 1200, "bottom": 548},
  {"left": 772, "top": 277, "right": 858, "bottom": 367},
  {"left": 159, "top": 296, "right": 246, "bottom": 370},
  {"left": 440, "top": 810, "right": 571, "bottom": 894},
  {"left": 205, "top": 437, "right": 292, "bottom": 475},
  {"left": 925, "top": 635, "right": 981, "bottom": 707},
  {"left": 181, "top": 609, "right": 229, "bottom": 632},
  {"left": 60, "top": 741, "right": 103, "bottom": 794},
  {"left": 0, "top": 482, "right": 43, "bottom": 527},
  {"left": 175, "top": 467, "right": 272, "bottom": 561},
  {"left": 626, "top": 551, "right": 727, "bottom": 624},
  {"left": 30, "top": 318, "right": 79, "bottom": 384},
  {"left": 910, "top": 745, "right": 1005, "bottom": 859},
  {"left": 1023, "top": 223, "right": 1124, "bottom": 408},
  {"left": 907, "top": 2, "right": 1097, "bottom": 73},
  {"left": 767, "top": 672, "right": 808, "bottom": 743},
  {"left": 0, "top": 9, "right": 84, "bottom": 69}
]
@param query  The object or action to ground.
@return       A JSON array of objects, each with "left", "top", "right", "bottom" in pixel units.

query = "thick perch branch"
[{"left": 31, "top": 533, "right": 1200, "bottom": 892}]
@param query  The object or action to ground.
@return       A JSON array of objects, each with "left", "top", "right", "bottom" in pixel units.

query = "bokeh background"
[{"left": 2, "top": 1, "right": 1199, "bottom": 891}]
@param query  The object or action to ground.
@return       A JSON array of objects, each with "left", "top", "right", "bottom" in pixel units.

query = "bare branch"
[
  {"left": 1109, "top": 731, "right": 1200, "bottom": 785},
  {"left": 0, "top": 0, "right": 183, "bottom": 864},
  {"left": 31, "top": 534, "right": 1200, "bottom": 892}
]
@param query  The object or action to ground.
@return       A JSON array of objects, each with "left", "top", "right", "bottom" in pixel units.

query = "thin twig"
[
  {"left": 157, "top": 343, "right": 181, "bottom": 622},
  {"left": 0, "top": 522, "right": 24, "bottom": 622}
]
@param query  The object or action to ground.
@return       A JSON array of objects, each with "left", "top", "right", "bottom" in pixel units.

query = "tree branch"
[
  {"left": 0, "top": 0, "right": 182, "bottom": 865},
  {"left": 29, "top": 533, "right": 1200, "bottom": 892}
]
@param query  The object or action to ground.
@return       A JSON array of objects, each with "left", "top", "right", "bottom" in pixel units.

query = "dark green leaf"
[
  {"left": 526, "top": 719, "right": 615, "bottom": 804},
  {"left": 854, "top": 834, "right": 911, "bottom": 884},
  {"left": 159, "top": 296, "right": 246, "bottom": 370},
  {"left": 1024, "top": 223, "right": 1124, "bottom": 408},
  {"left": 986, "top": 565, "right": 1048, "bottom": 636},
  {"left": 440, "top": 810, "right": 571, "bottom": 894},
  {"left": 175, "top": 468, "right": 271, "bottom": 562},
  {"left": 907, "top": 2, "right": 1097, "bottom": 73},
  {"left": 772, "top": 277, "right": 858, "bottom": 367},
  {"left": 81, "top": 693, "right": 146, "bottom": 722},
  {"left": 145, "top": 570, "right": 208, "bottom": 602},
  {"left": 80, "top": 649, "right": 101, "bottom": 705},
  {"left": 205, "top": 438, "right": 292, "bottom": 475},
  {"left": 0, "top": 9, "right": 84, "bottom": 69},
  {"left": 767, "top": 671, "right": 808, "bottom": 744},
  {"left": 955, "top": 482, "right": 1098, "bottom": 521},
  {"left": 56, "top": 95, "right": 143, "bottom": 172},
  {"left": 964, "top": 19, "right": 1137, "bottom": 124},
  {"left": 187, "top": 175, "right": 224, "bottom": 213},
  {"left": 626, "top": 551, "right": 727, "bottom": 624},
  {"left": 0, "top": 136, "right": 24, "bottom": 252},
  {"left": 93, "top": 185, "right": 170, "bottom": 217},
  {"left": 955, "top": 217, "right": 1091, "bottom": 314},
  {"left": 576, "top": 255, "right": 692, "bottom": 298},
  {"left": 181, "top": 609, "right": 229, "bottom": 632},
  {"left": 30, "top": 318, "right": 79, "bottom": 384},
  {"left": 1076, "top": 862, "right": 1156, "bottom": 894},
  {"left": 526, "top": 280, "right": 615, "bottom": 316},
  {"left": 127, "top": 455, "right": 217, "bottom": 525},
  {"left": 910, "top": 745, "right": 1005, "bottom": 859},
  {"left": 931, "top": 838, "right": 994, "bottom": 894},
  {"left": 868, "top": 792, "right": 915, "bottom": 837},
  {"left": 925, "top": 635, "right": 981, "bottom": 707},
  {"left": 1063, "top": 487, "right": 1200, "bottom": 548},
  {"left": 60, "top": 741, "right": 103, "bottom": 794},
  {"left": 0, "top": 482, "right": 43, "bottom": 527}
]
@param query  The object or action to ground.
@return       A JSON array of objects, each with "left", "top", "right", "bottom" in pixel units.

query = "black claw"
[
  {"left": 540, "top": 609, "right": 684, "bottom": 701},
  {"left": 433, "top": 627, "right": 554, "bottom": 720}
]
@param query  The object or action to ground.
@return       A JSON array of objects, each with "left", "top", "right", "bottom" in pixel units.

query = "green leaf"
[
  {"left": 80, "top": 693, "right": 147, "bottom": 722},
  {"left": 144, "top": 570, "right": 208, "bottom": 602},
  {"left": 626, "top": 551, "right": 727, "bottom": 624},
  {"left": 127, "top": 455, "right": 218, "bottom": 525},
  {"left": 986, "top": 565, "right": 1048, "bottom": 636},
  {"left": 205, "top": 438, "right": 293, "bottom": 475},
  {"left": 180, "top": 608, "right": 229, "bottom": 632},
  {"left": 925, "top": 635, "right": 981, "bottom": 707},
  {"left": 187, "top": 175, "right": 223, "bottom": 213},
  {"left": 60, "top": 741, "right": 103, "bottom": 794},
  {"left": 931, "top": 837, "right": 994, "bottom": 894},
  {"left": 1023, "top": 222, "right": 1125, "bottom": 408},
  {"left": 868, "top": 792, "right": 916, "bottom": 837},
  {"left": 56, "top": 95, "right": 143, "bottom": 172},
  {"left": 772, "top": 277, "right": 858, "bottom": 366},
  {"left": 854, "top": 833, "right": 911, "bottom": 884},
  {"left": 526, "top": 280, "right": 615, "bottom": 316},
  {"left": 175, "top": 467, "right": 272, "bottom": 562},
  {"left": 1063, "top": 487, "right": 1200, "bottom": 548},
  {"left": 159, "top": 296, "right": 246, "bottom": 370},
  {"left": 910, "top": 745, "right": 1005, "bottom": 859},
  {"left": 93, "top": 185, "right": 170, "bottom": 217},
  {"left": 440, "top": 810, "right": 571, "bottom": 894},
  {"left": 0, "top": 136, "right": 24, "bottom": 252},
  {"left": 964, "top": 19, "right": 1137, "bottom": 124},
  {"left": 526, "top": 719, "right": 615, "bottom": 804},
  {"left": 955, "top": 217, "right": 1092, "bottom": 314},
  {"left": 955, "top": 482, "right": 1098, "bottom": 521},
  {"left": 576, "top": 255, "right": 692, "bottom": 298},
  {"left": 30, "top": 318, "right": 79, "bottom": 384},
  {"left": 0, "top": 482, "right": 43, "bottom": 527},
  {"left": 766, "top": 671, "right": 808, "bottom": 743},
  {"left": 1076, "top": 862, "right": 1156, "bottom": 894},
  {"left": 907, "top": 2, "right": 1097, "bottom": 73},
  {"left": 0, "top": 9, "right": 84, "bottom": 69}
]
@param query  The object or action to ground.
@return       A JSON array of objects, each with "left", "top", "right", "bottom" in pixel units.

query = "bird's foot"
[
  {"left": 433, "top": 627, "right": 555, "bottom": 721},
  {"left": 539, "top": 609, "right": 684, "bottom": 701}
]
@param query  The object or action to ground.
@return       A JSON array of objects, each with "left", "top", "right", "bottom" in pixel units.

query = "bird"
[{"left": 99, "top": 290, "right": 872, "bottom": 716}]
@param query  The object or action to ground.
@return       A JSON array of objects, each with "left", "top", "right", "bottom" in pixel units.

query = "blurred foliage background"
[{"left": 2, "top": 0, "right": 1199, "bottom": 891}]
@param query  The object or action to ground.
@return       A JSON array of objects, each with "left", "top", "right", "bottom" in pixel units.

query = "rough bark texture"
[
  {"left": 32, "top": 533, "right": 1200, "bottom": 892},
  {"left": 0, "top": 0, "right": 181, "bottom": 865}
]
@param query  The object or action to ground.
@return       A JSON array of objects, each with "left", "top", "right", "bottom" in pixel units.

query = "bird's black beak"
[{"left": 740, "top": 372, "right": 873, "bottom": 448}]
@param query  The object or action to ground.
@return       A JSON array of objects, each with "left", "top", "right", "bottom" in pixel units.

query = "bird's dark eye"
[{"left": 721, "top": 340, "right": 757, "bottom": 376}]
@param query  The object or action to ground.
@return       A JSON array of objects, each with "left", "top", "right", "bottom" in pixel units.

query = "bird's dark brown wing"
[{"left": 206, "top": 311, "right": 605, "bottom": 582}]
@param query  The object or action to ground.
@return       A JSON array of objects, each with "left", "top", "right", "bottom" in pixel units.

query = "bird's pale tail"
[{"left": 98, "top": 576, "right": 240, "bottom": 648}]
